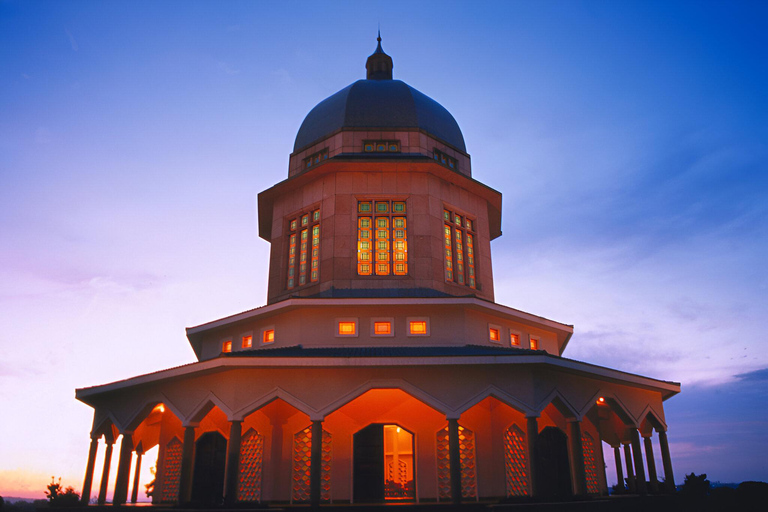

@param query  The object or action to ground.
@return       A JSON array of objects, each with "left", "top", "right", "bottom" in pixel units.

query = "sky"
[{"left": 1, "top": 0, "right": 767, "bottom": 500}]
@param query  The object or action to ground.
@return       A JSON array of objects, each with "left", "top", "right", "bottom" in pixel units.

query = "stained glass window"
[
  {"left": 238, "top": 429, "right": 264, "bottom": 502},
  {"left": 504, "top": 425, "right": 529, "bottom": 496},
  {"left": 443, "top": 209, "right": 476, "bottom": 289},
  {"left": 358, "top": 201, "right": 406, "bottom": 276},
  {"left": 287, "top": 208, "right": 320, "bottom": 290},
  {"left": 160, "top": 438, "right": 183, "bottom": 503},
  {"left": 436, "top": 425, "right": 477, "bottom": 500},
  {"left": 291, "top": 426, "right": 331, "bottom": 503}
]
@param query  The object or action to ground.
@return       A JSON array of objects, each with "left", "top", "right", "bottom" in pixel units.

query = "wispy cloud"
[
  {"left": 218, "top": 61, "right": 240, "bottom": 75},
  {"left": 64, "top": 28, "right": 78, "bottom": 51}
]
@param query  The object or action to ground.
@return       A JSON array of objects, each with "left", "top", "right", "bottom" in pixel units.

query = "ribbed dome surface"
[{"left": 293, "top": 79, "right": 466, "bottom": 153}]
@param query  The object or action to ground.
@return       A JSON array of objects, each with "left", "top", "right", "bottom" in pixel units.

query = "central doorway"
[
  {"left": 353, "top": 424, "right": 415, "bottom": 503},
  {"left": 191, "top": 431, "right": 227, "bottom": 506}
]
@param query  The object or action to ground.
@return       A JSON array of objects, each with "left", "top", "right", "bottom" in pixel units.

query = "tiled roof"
[{"left": 224, "top": 344, "right": 541, "bottom": 358}]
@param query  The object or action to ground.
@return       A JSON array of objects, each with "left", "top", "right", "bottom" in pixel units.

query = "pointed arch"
[
  {"left": 317, "top": 378, "right": 451, "bottom": 418},
  {"left": 638, "top": 404, "right": 667, "bottom": 434},
  {"left": 233, "top": 387, "right": 317, "bottom": 421},
  {"left": 454, "top": 385, "right": 536, "bottom": 417},
  {"left": 185, "top": 391, "right": 233, "bottom": 425},
  {"left": 535, "top": 388, "right": 580, "bottom": 419},
  {"left": 92, "top": 410, "right": 121, "bottom": 441},
  {"left": 124, "top": 393, "right": 185, "bottom": 431}
]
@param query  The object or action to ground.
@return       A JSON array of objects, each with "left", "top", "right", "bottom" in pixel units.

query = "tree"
[
  {"left": 45, "top": 477, "right": 80, "bottom": 507},
  {"left": 680, "top": 472, "right": 710, "bottom": 499}
]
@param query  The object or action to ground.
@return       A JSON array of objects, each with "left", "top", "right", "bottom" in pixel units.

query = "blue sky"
[{"left": 1, "top": 0, "right": 766, "bottom": 498}]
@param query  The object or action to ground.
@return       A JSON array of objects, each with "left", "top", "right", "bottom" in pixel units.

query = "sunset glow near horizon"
[{"left": 1, "top": 0, "right": 767, "bottom": 500}]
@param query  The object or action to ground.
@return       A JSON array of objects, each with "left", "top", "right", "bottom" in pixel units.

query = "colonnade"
[
  {"left": 80, "top": 411, "right": 675, "bottom": 505},
  {"left": 611, "top": 427, "right": 675, "bottom": 495}
]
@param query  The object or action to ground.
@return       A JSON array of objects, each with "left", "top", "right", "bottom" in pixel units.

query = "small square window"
[
  {"left": 393, "top": 201, "right": 406, "bottom": 213},
  {"left": 444, "top": 209, "right": 451, "bottom": 221},
  {"left": 222, "top": 340, "right": 232, "bottom": 353},
  {"left": 364, "top": 143, "right": 374, "bottom": 152},
  {"left": 301, "top": 214, "right": 309, "bottom": 226},
  {"left": 371, "top": 318, "right": 394, "bottom": 337},
  {"left": 407, "top": 317, "right": 430, "bottom": 336},
  {"left": 336, "top": 318, "right": 358, "bottom": 337},
  {"left": 290, "top": 219, "right": 297, "bottom": 231},
  {"left": 530, "top": 337, "right": 539, "bottom": 351},
  {"left": 359, "top": 201, "right": 372, "bottom": 213},
  {"left": 262, "top": 329, "right": 275, "bottom": 344},
  {"left": 489, "top": 327, "right": 501, "bottom": 343},
  {"left": 510, "top": 332, "right": 520, "bottom": 346},
  {"left": 375, "top": 201, "right": 389, "bottom": 213},
  {"left": 313, "top": 210, "right": 320, "bottom": 221},
  {"left": 242, "top": 335, "right": 252, "bottom": 349}
]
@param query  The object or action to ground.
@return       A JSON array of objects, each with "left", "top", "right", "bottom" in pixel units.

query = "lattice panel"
[
  {"left": 291, "top": 426, "right": 331, "bottom": 502},
  {"left": 582, "top": 431, "right": 600, "bottom": 494},
  {"left": 436, "top": 425, "right": 477, "bottom": 500},
  {"left": 238, "top": 428, "right": 264, "bottom": 502},
  {"left": 504, "top": 425, "right": 529, "bottom": 496},
  {"left": 160, "top": 437, "right": 182, "bottom": 503}
]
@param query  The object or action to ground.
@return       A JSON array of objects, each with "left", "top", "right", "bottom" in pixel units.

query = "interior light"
[
  {"left": 396, "top": 427, "right": 401, "bottom": 433},
  {"left": 597, "top": 397, "right": 606, "bottom": 404}
]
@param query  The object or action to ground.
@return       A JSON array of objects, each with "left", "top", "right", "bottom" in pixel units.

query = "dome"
[{"left": 293, "top": 37, "right": 466, "bottom": 153}]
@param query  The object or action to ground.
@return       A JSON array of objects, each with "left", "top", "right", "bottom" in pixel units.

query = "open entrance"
[
  {"left": 191, "top": 432, "right": 226, "bottom": 506},
  {"left": 353, "top": 424, "right": 414, "bottom": 503},
  {"left": 535, "top": 426, "right": 571, "bottom": 499}
]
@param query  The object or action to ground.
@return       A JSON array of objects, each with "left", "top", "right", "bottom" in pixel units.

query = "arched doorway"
[
  {"left": 535, "top": 426, "right": 572, "bottom": 499},
  {"left": 353, "top": 424, "right": 415, "bottom": 503},
  {"left": 191, "top": 432, "right": 227, "bottom": 506}
]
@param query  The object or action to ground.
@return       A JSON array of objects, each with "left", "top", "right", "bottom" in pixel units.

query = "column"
[
  {"left": 98, "top": 438, "right": 115, "bottom": 505},
  {"left": 178, "top": 426, "right": 196, "bottom": 504},
  {"left": 130, "top": 444, "right": 143, "bottom": 504},
  {"left": 568, "top": 420, "right": 588, "bottom": 495},
  {"left": 658, "top": 429, "right": 675, "bottom": 493},
  {"left": 526, "top": 416, "right": 539, "bottom": 497},
  {"left": 224, "top": 420, "right": 243, "bottom": 505},
  {"left": 81, "top": 437, "right": 99, "bottom": 505},
  {"left": 613, "top": 446, "right": 624, "bottom": 493},
  {"left": 448, "top": 418, "right": 462, "bottom": 505},
  {"left": 630, "top": 429, "right": 647, "bottom": 495},
  {"left": 309, "top": 420, "right": 323, "bottom": 507},
  {"left": 643, "top": 436, "right": 659, "bottom": 493},
  {"left": 623, "top": 443, "right": 636, "bottom": 493},
  {"left": 113, "top": 433, "right": 134, "bottom": 505}
]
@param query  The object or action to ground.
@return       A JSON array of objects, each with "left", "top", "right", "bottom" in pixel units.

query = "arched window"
[
  {"left": 238, "top": 428, "right": 264, "bottom": 501},
  {"left": 504, "top": 425, "right": 529, "bottom": 496}
]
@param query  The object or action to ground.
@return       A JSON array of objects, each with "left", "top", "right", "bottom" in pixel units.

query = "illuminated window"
[
  {"left": 336, "top": 319, "right": 358, "bottom": 337},
  {"left": 510, "top": 332, "right": 520, "bottom": 346},
  {"left": 287, "top": 208, "right": 320, "bottom": 289},
  {"left": 530, "top": 337, "right": 539, "bottom": 351},
  {"left": 304, "top": 148, "right": 329, "bottom": 169},
  {"left": 443, "top": 208, "right": 477, "bottom": 289},
  {"left": 489, "top": 326, "right": 501, "bottom": 343},
  {"left": 433, "top": 148, "right": 458, "bottom": 170},
  {"left": 408, "top": 317, "right": 430, "bottom": 336},
  {"left": 357, "top": 200, "right": 407, "bottom": 276},
  {"left": 374, "top": 322, "right": 391, "bottom": 335},
  {"left": 262, "top": 329, "right": 274, "bottom": 344},
  {"left": 222, "top": 340, "right": 232, "bottom": 353},
  {"left": 242, "top": 335, "right": 253, "bottom": 349},
  {"left": 363, "top": 140, "right": 400, "bottom": 153}
]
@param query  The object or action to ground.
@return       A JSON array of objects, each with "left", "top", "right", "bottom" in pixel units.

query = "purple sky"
[{"left": 1, "top": 0, "right": 766, "bottom": 499}]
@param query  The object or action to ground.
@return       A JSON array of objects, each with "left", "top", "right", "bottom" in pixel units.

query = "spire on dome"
[{"left": 366, "top": 31, "right": 393, "bottom": 80}]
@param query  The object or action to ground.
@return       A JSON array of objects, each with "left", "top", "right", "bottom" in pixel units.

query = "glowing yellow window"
[
  {"left": 489, "top": 328, "right": 500, "bottom": 342},
  {"left": 374, "top": 322, "right": 391, "bottom": 335},
  {"left": 222, "top": 340, "right": 232, "bottom": 353},
  {"left": 242, "top": 335, "right": 252, "bottom": 349},
  {"left": 263, "top": 329, "right": 275, "bottom": 344},
  {"left": 409, "top": 321, "right": 428, "bottom": 335},
  {"left": 530, "top": 338, "right": 539, "bottom": 350},
  {"left": 338, "top": 321, "right": 356, "bottom": 335},
  {"left": 510, "top": 333, "right": 520, "bottom": 346}
]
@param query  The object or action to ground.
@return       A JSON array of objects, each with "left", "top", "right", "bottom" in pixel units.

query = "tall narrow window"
[
  {"left": 287, "top": 208, "right": 320, "bottom": 289},
  {"left": 443, "top": 208, "right": 477, "bottom": 289},
  {"left": 357, "top": 200, "right": 407, "bottom": 276}
]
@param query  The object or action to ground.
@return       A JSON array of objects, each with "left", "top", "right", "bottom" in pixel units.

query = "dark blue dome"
[{"left": 293, "top": 79, "right": 466, "bottom": 153}]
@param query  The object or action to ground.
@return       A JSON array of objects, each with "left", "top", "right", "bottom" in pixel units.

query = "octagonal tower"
[{"left": 258, "top": 36, "right": 501, "bottom": 305}]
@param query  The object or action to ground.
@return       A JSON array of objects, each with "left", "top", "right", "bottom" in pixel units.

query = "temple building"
[{"left": 75, "top": 36, "right": 680, "bottom": 506}]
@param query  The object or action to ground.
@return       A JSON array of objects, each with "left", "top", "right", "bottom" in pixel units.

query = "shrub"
[{"left": 45, "top": 477, "right": 80, "bottom": 507}]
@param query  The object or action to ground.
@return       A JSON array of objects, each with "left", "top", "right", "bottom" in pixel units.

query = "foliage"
[
  {"left": 45, "top": 477, "right": 80, "bottom": 507},
  {"left": 680, "top": 472, "right": 710, "bottom": 499},
  {"left": 145, "top": 465, "right": 156, "bottom": 499}
]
